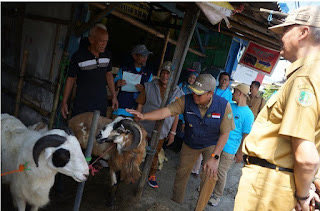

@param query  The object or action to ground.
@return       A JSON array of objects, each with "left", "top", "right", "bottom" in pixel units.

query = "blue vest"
[
  {"left": 184, "top": 94, "right": 228, "bottom": 149},
  {"left": 117, "top": 64, "right": 152, "bottom": 109}
]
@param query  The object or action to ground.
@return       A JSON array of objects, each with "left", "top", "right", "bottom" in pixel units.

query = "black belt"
[{"left": 243, "top": 155, "right": 293, "bottom": 173}]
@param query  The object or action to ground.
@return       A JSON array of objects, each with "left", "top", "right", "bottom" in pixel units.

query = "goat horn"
[
  {"left": 115, "top": 119, "right": 142, "bottom": 151},
  {"left": 33, "top": 134, "right": 67, "bottom": 167}
]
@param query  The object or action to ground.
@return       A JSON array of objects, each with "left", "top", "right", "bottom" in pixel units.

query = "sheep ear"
[
  {"left": 44, "top": 148, "right": 54, "bottom": 160},
  {"left": 33, "top": 134, "right": 67, "bottom": 167}
]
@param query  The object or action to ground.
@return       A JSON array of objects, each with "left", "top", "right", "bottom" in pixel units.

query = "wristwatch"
[{"left": 211, "top": 153, "right": 220, "bottom": 160}]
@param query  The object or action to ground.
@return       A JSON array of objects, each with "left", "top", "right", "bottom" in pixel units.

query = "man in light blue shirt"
[{"left": 209, "top": 83, "right": 254, "bottom": 207}]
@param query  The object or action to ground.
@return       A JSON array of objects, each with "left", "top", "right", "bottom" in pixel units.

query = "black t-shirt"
[{"left": 68, "top": 48, "right": 112, "bottom": 112}]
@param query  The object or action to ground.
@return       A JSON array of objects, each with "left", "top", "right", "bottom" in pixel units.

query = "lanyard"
[{"left": 215, "top": 87, "right": 227, "bottom": 97}]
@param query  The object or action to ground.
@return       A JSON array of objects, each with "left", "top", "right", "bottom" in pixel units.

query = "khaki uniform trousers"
[
  {"left": 234, "top": 164, "right": 296, "bottom": 211},
  {"left": 213, "top": 151, "right": 235, "bottom": 198},
  {"left": 172, "top": 143, "right": 218, "bottom": 211}
]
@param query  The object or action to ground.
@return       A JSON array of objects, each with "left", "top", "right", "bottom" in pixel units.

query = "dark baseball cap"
[{"left": 131, "top": 44, "right": 153, "bottom": 56}]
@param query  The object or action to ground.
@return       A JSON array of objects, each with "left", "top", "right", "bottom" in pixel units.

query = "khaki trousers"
[
  {"left": 213, "top": 151, "right": 235, "bottom": 198},
  {"left": 172, "top": 143, "right": 218, "bottom": 211},
  {"left": 234, "top": 164, "right": 296, "bottom": 211},
  {"left": 149, "top": 138, "right": 165, "bottom": 177}
]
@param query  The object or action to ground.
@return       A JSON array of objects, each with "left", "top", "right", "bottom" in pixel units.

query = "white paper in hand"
[{"left": 121, "top": 71, "right": 142, "bottom": 92}]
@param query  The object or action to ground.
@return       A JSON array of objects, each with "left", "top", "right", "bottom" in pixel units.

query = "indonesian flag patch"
[{"left": 211, "top": 113, "right": 221, "bottom": 119}]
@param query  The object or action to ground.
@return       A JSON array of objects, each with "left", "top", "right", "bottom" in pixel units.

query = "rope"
[
  {"left": 1, "top": 162, "right": 31, "bottom": 176},
  {"left": 88, "top": 144, "right": 116, "bottom": 176},
  {"left": 146, "top": 145, "right": 157, "bottom": 155},
  {"left": 268, "top": 11, "right": 273, "bottom": 24}
]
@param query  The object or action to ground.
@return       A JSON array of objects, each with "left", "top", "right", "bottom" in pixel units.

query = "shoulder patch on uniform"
[
  {"left": 296, "top": 90, "right": 313, "bottom": 107},
  {"left": 227, "top": 113, "right": 232, "bottom": 120}
]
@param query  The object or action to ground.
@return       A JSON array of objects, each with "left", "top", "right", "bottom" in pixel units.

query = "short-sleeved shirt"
[
  {"left": 215, "top": 87, "right": 233, "bottom": 103},
  {"left": 223, "top": 103, "right": 254, "bottom": 155},
  {"left": 68, "top": 48, "right": 112, "bottom": 116},
  {"left": 168, "top": 95, "right": 235, "bottom": 134},
  {"left": 247, "top": 94, "right": 266, "bottom": 119},
  {"left": 243, "top": 55, "right": 320, "bottom": 169}
]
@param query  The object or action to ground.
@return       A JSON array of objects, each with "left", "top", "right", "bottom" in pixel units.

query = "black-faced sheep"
[
  {"left": 68, "top": 113, "right": 147, "bottom": 187},
  {"left": 1, "top": 114, "right": 89, "bottom": 211}
]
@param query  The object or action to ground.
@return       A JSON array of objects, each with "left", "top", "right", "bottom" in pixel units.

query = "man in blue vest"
[
  {"left": 127, "top": 74, "right": 235, "bottom": 211},
  {"left": 113, "top": 44, "right": 153, "bottom": 117}
]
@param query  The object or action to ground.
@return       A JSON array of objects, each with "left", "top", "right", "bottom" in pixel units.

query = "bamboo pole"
[
  {"left": 157, "top": 31, "right": 170, "bottom": 77},
  {"left": 259, "top": 8, "right": 288, "bottom": 17},
  {"left": 49, "top": 52, "right": 69, "bottom": 129},
  {"left": 229, "top": 19, "right": 278, "bottom": 45},
  {"left": 90, "top": 3, "right": 206, "bottom": 58},
  {"left": 14, "top": 50, "right": 29, "bottom": 117},
  {"left": 49, "top": 24, "right": 61, "bottom": 81}
]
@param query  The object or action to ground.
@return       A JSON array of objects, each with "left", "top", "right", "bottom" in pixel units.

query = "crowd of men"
[{"left": 61, "top": 5, "right": 320, "bottom": 211}]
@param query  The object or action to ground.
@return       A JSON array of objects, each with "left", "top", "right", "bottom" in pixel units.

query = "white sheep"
[{"left": 1, "top": 114, "right": 89, "bottom": 211}]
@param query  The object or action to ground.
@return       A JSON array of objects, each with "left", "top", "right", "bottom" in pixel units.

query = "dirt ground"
[{"left": 1, "top": 148, "right": 243, "bottom": 211}]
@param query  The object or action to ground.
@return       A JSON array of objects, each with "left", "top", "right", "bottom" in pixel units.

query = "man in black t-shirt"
[{"left": 61, "top": 24, "right": 118, "bottom": 118}]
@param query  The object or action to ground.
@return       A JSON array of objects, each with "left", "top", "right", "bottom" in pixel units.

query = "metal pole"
[
  {"left": 73, "top": 110, "right": 100, "bottom": 211},
  {"left": 135, "top": 4, "right": 200, "bottom": 200}
]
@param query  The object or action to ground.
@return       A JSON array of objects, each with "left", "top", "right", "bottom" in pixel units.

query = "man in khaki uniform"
[
  {"left": 128, "top": 74, "right": 235, "bottom": 211},
  {"left": 247, "top": 81, "right": 266, "bottom": 119},
  {"left": 234, "top": 6, "right": 320, "bottom": 211}
]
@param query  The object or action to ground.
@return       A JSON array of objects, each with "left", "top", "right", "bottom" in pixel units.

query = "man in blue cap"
[{"left": 113, "top": 44, "right": 153, "bottom": 117}]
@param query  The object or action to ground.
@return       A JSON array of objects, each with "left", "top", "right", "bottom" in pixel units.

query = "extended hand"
[
  {"left": 116, "top": 79, "right": 126, "bottom": 87},
  {"left": 126, "top": 109, "right": 145, "bottom": 121},
  {"left": 61, "top": 102, "right": 69, "bottom": 119},
  {"left": 203, "top": 157, "right": 219, "bottom": 179},
  {"left": 295, "top": 185, "right": 320, "bottom": 211},
  {"left": 235, "top": 151, "right": 243, "bottom": 163},
  {"left": 112, "top": 96, "right": 119, "bottom": 111},
  {"left": 135, "top": 84, "right": 144, "bottom": 92},
  {"left": 166, "top": 133, "right": 175, "bottom": 146}
]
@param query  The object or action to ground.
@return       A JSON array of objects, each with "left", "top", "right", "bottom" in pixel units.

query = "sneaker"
[
  {"left": 208, "top": 196, "right": 220, "bottom": 206},
  {"left": 148, "top": 176, "right": 158, "bottom": 188},
  {"left": 191, "top": 172, "right": 199, "bottom": 179}
]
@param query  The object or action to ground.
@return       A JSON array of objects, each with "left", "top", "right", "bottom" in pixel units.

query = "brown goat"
[{"left": 68, "top": 112, "right": 147, "bottom": 185}]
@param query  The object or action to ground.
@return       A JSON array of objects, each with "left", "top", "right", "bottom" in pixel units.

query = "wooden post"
[
  {"left": 135, "top": 4, "right": 200, "bottom": 200},
  {"left": 14, "top": 50, "right": 29, "bottom": 117},
  {"left": 48, "top": 24, "right": 61, "bottom": 81},
  {"left": 49, "top": 52, "right": 69, "bottom": 129},
  {"left": 157, "top": 31, "right": 170, "bottom": 77}
]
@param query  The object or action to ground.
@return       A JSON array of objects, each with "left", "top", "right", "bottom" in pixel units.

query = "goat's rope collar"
[
  {"left": 1, "top": 162, "right": 31, "bottom": 176},
  {"left": 88, "top": 144, "right": 116, "bottom": 176}
]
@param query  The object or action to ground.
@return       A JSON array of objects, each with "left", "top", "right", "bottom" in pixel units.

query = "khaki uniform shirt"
[
  {"left": 247, "top": 94, "right": 266, "bottom": 119},
  {"left": 167, "top": 95, "right": 235, "bottom": 134},
  {"left": 243, "top": 55, "right": 320, "bottom": 169}
]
